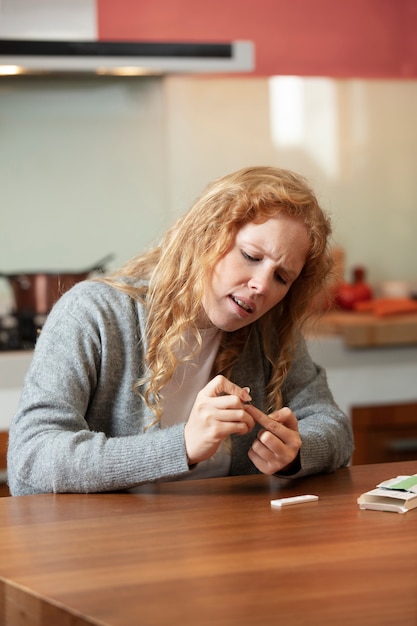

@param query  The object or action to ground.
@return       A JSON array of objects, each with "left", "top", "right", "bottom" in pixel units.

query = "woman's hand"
[
  {"left": 184, "top": 375, "right": 254, "bottom": 466},
  {"left": 246, "top": 404, "right": 301, "bottom": 475}
]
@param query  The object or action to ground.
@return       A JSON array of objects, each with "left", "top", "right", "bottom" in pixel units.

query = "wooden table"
[{"left": 1, "top": 461, "right": 417, "bottom": 626}]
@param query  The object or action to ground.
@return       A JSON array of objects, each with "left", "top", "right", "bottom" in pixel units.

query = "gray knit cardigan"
[{"left": 7, "top": 281, "right": 353, "bottom": 495}]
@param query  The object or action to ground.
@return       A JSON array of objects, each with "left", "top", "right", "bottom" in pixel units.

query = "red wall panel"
[{"left": 96, "top": 0, "right": 417, "bottom": 78}]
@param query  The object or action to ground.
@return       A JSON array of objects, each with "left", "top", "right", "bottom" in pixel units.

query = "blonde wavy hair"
[{"left": 104, "top": 166, "right": 333, "bottom": 420}]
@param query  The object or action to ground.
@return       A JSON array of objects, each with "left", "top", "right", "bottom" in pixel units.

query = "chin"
[{"left": 217, "top": 320, "right": 250, "bottom": 333}]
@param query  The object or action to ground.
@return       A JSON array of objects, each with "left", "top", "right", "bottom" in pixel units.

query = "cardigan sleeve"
[
  {"left": 7, "top": 281, "right": 192, "bottom": 495},
  {"left": 280, "top": 336, "right": 354, "bottom": 477}
]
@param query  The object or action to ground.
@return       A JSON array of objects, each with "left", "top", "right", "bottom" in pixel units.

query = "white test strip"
[{"left": 271, "top": 494, "right": 319, "bottom": 507}]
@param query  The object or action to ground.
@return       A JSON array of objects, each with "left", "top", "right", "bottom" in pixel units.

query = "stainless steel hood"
[{"left": 0, "top": 38, "right": 254, "bottom": 76}]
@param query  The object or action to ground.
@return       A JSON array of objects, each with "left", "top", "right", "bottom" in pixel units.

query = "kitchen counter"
[
  {"left": 310, "top": 310, "right": 417, "bottom": 347},
  {"left": 1, "top": 324, "right": 417, "bottom": 428},
  {"left": 1, "top": 339, "right": 417, "bottom": 477}
]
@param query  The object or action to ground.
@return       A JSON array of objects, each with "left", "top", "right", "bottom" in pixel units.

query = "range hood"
[{"left": 0, "top": 38, "right": 254, "bottom": 76}]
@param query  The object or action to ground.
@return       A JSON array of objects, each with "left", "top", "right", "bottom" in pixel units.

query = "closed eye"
[
  {"left": 274, "top": 272, "right": 288, "bottom": 286},
  {"left": 241, "top": 250, "right": 288, "bottom": 286},
  {"left": 241, "top": 251, "right": 259, "bottom": 263}
]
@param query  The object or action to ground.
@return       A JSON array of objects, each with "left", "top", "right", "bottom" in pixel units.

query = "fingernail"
[{"left": 243, "top": 386, "right": 252, "bottom": 401}]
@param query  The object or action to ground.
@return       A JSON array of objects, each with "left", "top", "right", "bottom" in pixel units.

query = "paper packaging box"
[{"left": 358, "top": 475, "right": 417, "bottom": 514}]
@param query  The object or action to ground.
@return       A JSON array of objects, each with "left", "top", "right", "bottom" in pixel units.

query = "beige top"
[{"left": 160, "top": 328, "right": 232, "bottom": 479}]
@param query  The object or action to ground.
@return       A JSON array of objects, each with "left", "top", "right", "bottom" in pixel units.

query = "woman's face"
[{"left": 202, "top": 214, "right": 311, "bottom": 332}]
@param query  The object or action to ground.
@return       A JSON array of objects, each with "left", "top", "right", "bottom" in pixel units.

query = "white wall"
[
  {"left": 163, "top": 76, "right": 417, "bottom": 288},
  {"left": 1, "top": 74, "right": 417, "bottom": 307},
  {"left": 307, "top": 336, "right": 417, "bottom": 417},
  {"left": 0, "top": 76, "right": 170, "bottom": 304}
]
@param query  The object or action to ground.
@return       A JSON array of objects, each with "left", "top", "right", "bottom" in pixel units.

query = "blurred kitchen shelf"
[{"left": 309, "top": 310, "right": 417, "bottom": 348}]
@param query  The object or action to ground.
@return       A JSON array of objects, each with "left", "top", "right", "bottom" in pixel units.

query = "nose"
[{"left": 248, "top": 267, "right": 272, "bottom": 295}]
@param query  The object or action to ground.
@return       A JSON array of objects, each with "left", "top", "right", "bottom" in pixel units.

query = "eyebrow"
[{"left": 238, "top": 238, "right": 299, "bottom": 282}]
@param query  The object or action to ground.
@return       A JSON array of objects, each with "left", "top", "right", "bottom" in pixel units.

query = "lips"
[{"left": 230, "top": 295, "right": 254, "bottom": 314}]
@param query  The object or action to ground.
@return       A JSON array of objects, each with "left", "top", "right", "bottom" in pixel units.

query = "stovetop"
[{"left": 0, "top": 311, "right": 46, "bottom": 351}]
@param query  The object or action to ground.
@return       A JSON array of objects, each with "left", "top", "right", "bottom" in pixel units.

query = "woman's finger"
[{"left": 204, "top": 375, "right": 252, "bottom": 403}]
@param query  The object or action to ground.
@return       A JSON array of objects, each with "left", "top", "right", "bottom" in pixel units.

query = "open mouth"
[{"left": 230, "top": 295, "right": 254, "bottom": 314}]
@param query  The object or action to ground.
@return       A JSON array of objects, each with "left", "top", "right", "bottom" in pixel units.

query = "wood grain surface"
[
  {"left": 311, "top": 310, "right": 417, "bottom": 347},
  {"left": 1, "top": 460, "right": 417, "bottom": 626}
]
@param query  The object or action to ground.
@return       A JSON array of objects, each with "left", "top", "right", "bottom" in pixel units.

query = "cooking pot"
[{"left": 1, "top": 254, "right": 114, "bottom": 315}]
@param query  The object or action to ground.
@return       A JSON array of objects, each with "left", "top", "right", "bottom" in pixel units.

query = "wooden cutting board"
[{"left": 310, "top": 311, "right": 417, "bottom": 347}]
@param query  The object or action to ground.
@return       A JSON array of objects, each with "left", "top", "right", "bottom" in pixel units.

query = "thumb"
[
  {"left": 206, "top": 375, "right": 252, "bottom": 402},
  {"left": 272, "top": 407, "right": 298, "bottom": 428}
]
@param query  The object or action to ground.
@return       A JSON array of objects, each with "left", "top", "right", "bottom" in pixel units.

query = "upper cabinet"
[
  {"left": 97, "top": 0, "right": 417, "bottom": 78},
  {"left": 2, "top": 0, "right": 416, "bottom": 78}
]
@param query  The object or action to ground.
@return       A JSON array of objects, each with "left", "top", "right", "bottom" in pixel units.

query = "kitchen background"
[
  {"left": 1, "top": 0, "right": 417, "bottom": 477},
  {"left": 1, "top": 0, "right": 417, "bottom": 309}
]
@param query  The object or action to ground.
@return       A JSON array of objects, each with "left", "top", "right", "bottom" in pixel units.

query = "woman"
[{"left": 7, "top": 166, "right": 353, "bottom": 495}]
